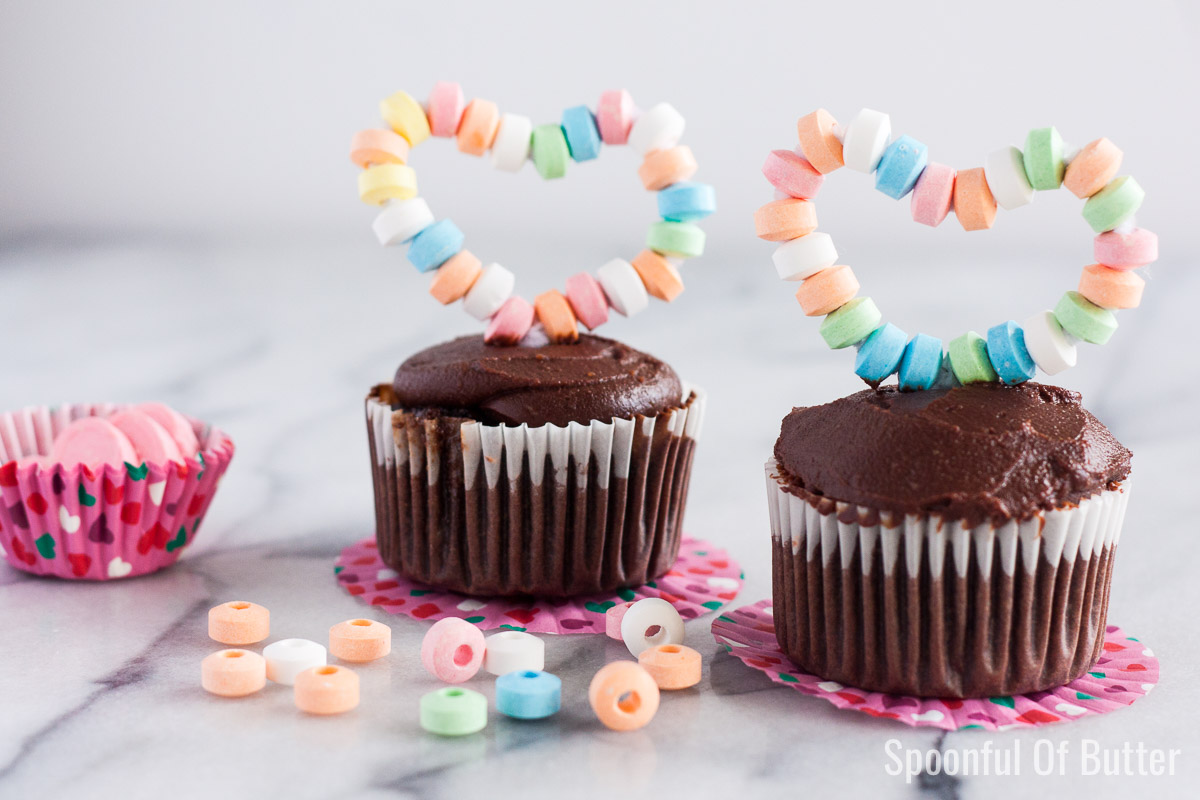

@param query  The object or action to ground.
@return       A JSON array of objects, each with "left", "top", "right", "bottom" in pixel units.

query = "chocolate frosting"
[
  {"left": 391, "top": 334, "right": 683, "bottom": 427},
  {"left": 774, "top": 383, "right": 1132, "bottom": 526}
]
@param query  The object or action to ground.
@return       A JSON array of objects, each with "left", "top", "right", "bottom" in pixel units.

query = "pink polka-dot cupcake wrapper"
[
  {"left": 334, "top": 535, "right": 743, "bottom": 634},
  {"left": 712, "top": 600, "right": 1158, "bottom": 732}
]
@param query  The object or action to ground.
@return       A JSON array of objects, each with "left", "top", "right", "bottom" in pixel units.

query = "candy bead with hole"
[
  {"left": 762, "top": 150, "right": 824, "bottom": 199},
  {"left": 795, "top": 265, "right": 859, "bottom": 317},
  {"left": 986, "top": 320, "right": 1037, "bottom": 385},
  {"left": 953, "top": 167, "right": 997, "bottom": 231},
  {"left": 820, "top": 297, "right": 882, "bottom": 350},
  {"left": 421, "top": 617, "right": 486, "bottom": 683},
  {"left": 358, "top": 164, "right": 418, "bottom": 205},
  {"left": 910, "top": 163, "right": 955, "bottom": 227},
  {"left": 755, "top": 198, "right": 817, "bottom": 241},
  {"left": 638, "top": 146, "right": 698, "bottom": 190},
  {"left": 772, "top": 232, "right": 838, "bottom": 281},
  {"left": 875, "top": 135, "right": 928, "bottom": 199},
  {"left": 565, "top": 272, "right": 610, "bottom": 330},
  {"left": 496, "top": 670, "right": 562, "bottom": 719},
  {"left": 484, "top": 631, "right": 545, "bottom": 677},
  {"left": 1023, "top": 127, "right": 1064, "bottom": 190},
  {"left": 484, "top": 296, "right": 535, "bottom": 345},
  {"left": 638, "top": 644, "right": 701, "bottom": 690},
  {"left": 421, "top": 687, "right": 487, "bottom": 736},
  {"left": 463, "top": 262, "right": 515, "bottom": 320},
  {"left": 561, "top": 105, "right": 601, "bottom": 162},
  {"left": 427, "top": 81, "right": 465, "bottom": 138},
  {"left": 380, "top": 90, "right": 430, "bottom": 146},
  {"left": 606, "top": 601, "right": 636, "bottom": 639},
  {"left": 372, "top": 198, "right": 434, "bottom": 246},
  {"left": 631, "top": 250, "right": 685, "bottom": 302},
  {"left": 329, "top": 618, "right": 392, "bottom": 662},
  {"left": 596, "top": 89, "right": 635, "bottom": 145},
  {"left": 842, "top": 108, "right": 891, "bottom": 173},
  {"left": 597, "top": 258, "right": 649, "bottom": 316},
  {"left": 535, "top": 290, "right": 580, "bottom": 343},
  {"left": 1054, "top": 291, "right": 1118, "bottom": 344},
  {"left": 646, "top": 221, "right": 705, "bottom": 258},
  {"left": 796, "top": 108, "right": 843, "bottom": 174},
  {"left": 208, "top": 601, "right": 269, "bottom": 645},
  {"left": 1094, "top": 228, "right": 1157, "bottom": 269},
  {"left": 1021, "top": 310, "right": 1077, "bottom": 375},
  {"left": 620, "top": 597, "right": 685, "bottom": 657},
  {"left": 854, "top": 323, "right": 907, "bottom": 383},
  {"left": 1079, "top": 263, "right": 1145, "bottom": 310},
  {"left": 628, "top": 102, "right": 685, "bottom": 155},
  {"left": 264, "top": 639, "right": 327, "bottom": 686},
  {"left": 898, "top": 333, "right": 944, "bottom": 391},
  {"left": 589, "top": 661, "right": 660, "bottom": 731},
  {"left": 201, "top": 649, "right": 266, "bottom": 697},
  {"left": 294, "top": 665, "right": 359, "bottom": 715},
  {"left": 407, "top": 219, "right": 464, "bottom": 273},
  {"left": 490, "top": 113, "right": 533, "bottom": 172},
  {"left": 430, "top": 250, "right": 483, "bottom": 304},
  {"left": 456, "top": 99, "right": 500, "bottom": 156},
  {"left": 985, "top": 146, "right": 1034, "bottom": 210},
  {"left": 350, "top": 129, "right": 410, "bottom": 168},
  {"left": 949, "top": 331, "right": 999, "bottom": 384},
  {"left": 1064, "top": 137, "right": 1122, "bottom": 198},
  {"left": 658, "top": 181, "right": 715, "bottom": 223},
  {"left": 531, "top": 123, "right": 569, "bottom": 179},
  {"left": 1082, "top": 176, "right": 1144, "bottom": 233}
]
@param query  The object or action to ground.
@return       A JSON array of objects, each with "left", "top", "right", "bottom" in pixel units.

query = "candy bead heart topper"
[
  {"left": 350, "top": 84, "right": 716, "bottom": 345},
  {"left": 757, "top": 108, "right": 1158, "bottom": 390}
]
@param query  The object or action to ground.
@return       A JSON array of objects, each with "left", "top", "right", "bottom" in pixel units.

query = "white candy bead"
[
  {"left": 628, "top": 102, "right": 686, "bottom": 156},
  {"left": 596, "top": 258, "right": 649, "bottom": 317},
  {"left": 463, "top": 262, "right": 515, "bottom": 320},
  {"left": 771, "top": 232, "right": 838, "bottom": 281},
  {"left": 984, "top": 146, "right": 1035, "bottom": 210},
  {"left": 1021, "top": 310, "right": 1077, "bottom": 376},
  {"left": 491, "top": 112, "right": 533, "bottom": 172},
  {"left": 263, "top": 638, "right": 327, "bottom": 686},
  {"left": 372, "top": 198, "right": 435, "bottom": 246},
  {"left": 620, "top": 597, "right": 685, "bottom": 657},
  {"left": 841, "top": 108, "right": 891, "bottom": 173},
  {"left": 484, "top": 631, "right": 545, "bottom": 677}
]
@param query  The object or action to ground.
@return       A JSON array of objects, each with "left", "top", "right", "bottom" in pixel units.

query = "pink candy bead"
[
  {"left": 762, "top": 150, "right": 824, "bottom": 199},
  {"left": 484, "top": 296, "right": 535, "bottom": 346},
  {"left": 1094, "top": 227, "right": 1158, "bottom": 269},
  {"left": 427, "top": 81, "right": 465, "bottom": 138},
  {"left": 565, "top": 273, "right": 610, "bottom": 331},
  {"left": 910, "top": 162, "right": 956, "bottom": 227},
  {"left": 420, "top": 618, "right": 486, "bottom": 683},
  {"left": 596, "top": 89, "right": 635, "bottom": 145},
  {"left": 606, "top": 601, "right": 635, "bottom": 640}
]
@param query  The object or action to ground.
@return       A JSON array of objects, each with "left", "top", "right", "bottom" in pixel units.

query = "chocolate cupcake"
[
  {"left": 766, "top": 382, "right": 1131, "bottom": 698},
  {"left": 367, "top": 334, "right": 704, "bottom": 596}
]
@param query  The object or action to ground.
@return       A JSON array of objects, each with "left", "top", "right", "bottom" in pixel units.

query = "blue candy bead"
[
  {"left": 561, "top": 106, "right": 601, "bottom": 162},
  {"left": 407, "top": 219, "right": 464, "bottom": 272},
  {"left": 898, "top": 333, "right": 944, "bottom": 391},
  {"left": 986, "top": 320, "right": 1037, "bottom": 384},
  {"left": 874, "top": 135, "right": 929, "bottom": 199},
  {"left": 657, "top": 182, "right": 716, "bottom": 222},
  {"left": 495, "top": 670, "right": 562, "bottom": 720},
  {"left": 855, "top": 323, "right": 907, "bottom": 383}
]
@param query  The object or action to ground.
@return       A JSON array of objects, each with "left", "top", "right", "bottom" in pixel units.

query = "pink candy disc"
[
  {"left": 910, "top": 162, "right": 955, "bottom": 227},
  {"left": 421, "top": 617, "right": 486, "bottom": 683},
  {"left": 762, "top": 150, "right": 824, "bottom": 199},
  {"left": 49, "top": 418, "right": 138, "bottom": 470},
  {"left": 596, "top": 89, "right": 635, "bottom": 145},
  {"left": 108, "top": 409, "right": 184, "bottom": 466},
  {"left": 606, "top": 601, "right": 635, "bottom": 640},
  {"left": 483, "top": 296, "right": 535, "bottom": 346},
  {"left": 1094, "top": 227, "right": 1158, "bottom": 269},
  {"left": 565, "top": 273, "right": 610, "bottom": 331},
  {"left": 427, "top": 81, "right": 465, "bottom": 138},
  {"left": 135, "top": 403, "right": 201, "bottom": 458}
]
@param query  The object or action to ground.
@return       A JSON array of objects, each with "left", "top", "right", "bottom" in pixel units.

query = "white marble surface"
[{"left": 0, "top": 232, "right": 1197, "bottom": 800}]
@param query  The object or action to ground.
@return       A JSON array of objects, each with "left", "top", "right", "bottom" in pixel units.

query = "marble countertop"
[{"left": 1, "top": 235, "right": 1196, "bottom": 799}]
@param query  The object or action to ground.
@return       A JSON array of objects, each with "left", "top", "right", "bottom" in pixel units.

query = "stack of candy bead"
[
  {"left": 351, "top": 83, "right": 715, "bottom": 345},
  {"left": 758, "top": 108, "right": 1158, "bottom": 388}
]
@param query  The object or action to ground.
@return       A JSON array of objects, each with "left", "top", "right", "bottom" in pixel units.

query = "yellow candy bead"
[
  {"left": 380, "top": 91, "right": 431, "bottom": 146},
  {"left": 358, "top": 164, "right": 418, "bottom": 206}
]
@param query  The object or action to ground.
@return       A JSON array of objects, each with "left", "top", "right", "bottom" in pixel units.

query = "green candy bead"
[
  {"left": 1023, "top": 127, "right": 1064, "bottom": 190},
  {"left": 820, "top": 297, "right": 882, "bottom": 349},
  {"left": 646, "top": 221, "right": 705, "bottom": 258},
  {"left": 948, "top": 331, "right": 998, "bottom": 384},
  {"left": 420, "top": 687, "right": 487, "bottom": 736},
  {"left": 1054, "top": 290, "right": 1118, "bottom": 344},
  {"left": 1082, "top": 176, "right": 1144, "bottom": 233},
  {"left": 530, "top": 124, "right": 569, "bottom": 180}
]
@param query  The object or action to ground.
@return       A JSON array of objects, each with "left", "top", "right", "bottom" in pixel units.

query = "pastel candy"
[
  {"left": 638, "top": 146, "right": 698, "bottom": 190},
  {"left": 948, "top": 331, "right": 998, "bottom": 384},
  {"left": 534, "top": 290, "right": 579, "bottom": 343},
  {"left": 910, "top": 162, "right": 955, "bottom": 227},
  {"left": 953, "top": 168, "right": 997, "bottom": 231},
  {"left": 264, "top": 639, "right": 327, "bottom": 686},
  {"left": 496, "top": 670, "right": 561, "bottom": 720},
  {"left": 984, "top": 146, "right": 1034, "bottom": 210},
  {"left": 421, "top": 617, "right": 486, "bottom": 684},
  {"left": 796, "top": 109, "right": 844, "bottom": 174},
  {"left": 294, "top": 665, "right": 359, "bottom": 715},
  {"left": 380, "top": 90, "right": 431, "bottom": 146},
  {"left": 427, "top": 81, "right": 465, "bottom": 137},
  {"left": 565, "top": 272, "right": 610, "bottom": 330},
  {"left": 108, "top": 409, "right": 183, "bottom": 466},
  {"left": 589, "top": 661, "right": 660, "bottom": 732},
  {"left": 329, "top": 618, "right": 392, "bottom": 663},
  {"left": 484, "top": 296, "right": 536, "bottom": 345},
  {"left": 842, "top": 108, "right": 891, "bottom": 173},
  {"left": 875, "top": 135, "right": 928, "bottom": 199},
  {"left": 1078, "top": 263, "right": 1144, "bottom": 309},
  {"left": 605, "top": 601, "right": 636, "bottom": 639},
  {"left": 372, "top": 198, "right": 435, "bottom": 246},
  {"left": 429, "top": 250, "right": 482, "bottom": 304},
  {"left": 657, "top": 182, "right": 715, "bottom": 222},
  {"left": 463, "top": 262, "right": 515, "bottom": 320},
  {"left": 201, "top": 649, "right": 266, "bottom": 698},
  {"left": 596, "top": 89, "right": 635, "bottom": 145},
  {"left": 208, "top": 601, "right": 270, "bottom": 645},
  {"left": 1021, "top": 310, "right": 1077, "bottom": 375},
  {"left": 484, "top": 631, "right": 545, "bottom": 677},
  {"left": 421, "top": 687, "right": 487, "bottom": 736},
  {"left": 358, "top": 164, "right": 418, "bottom": 205},
  {"left": 1094, "top": 227, "right": 1157, "bottom": 269},
  {"left": 854, "top": 322, "right": 907, "bottom": 383},
  {"left": 628, "top": 102, "right": 685, "bottom": 156},
  {"left": 1082, "top": 176, "right": 1144, "bottom": 233},
  {"left": 985, "top": 320, "right": 1037, "bottom": 384},
  {"left": 134, "top": 403, "right": 199, "bottom": 458},
  {"left": 631, "top": 249, "right": 685, "bottom": 301},
  {"left": 349, "top": 129, "right": 410, "bottom": 168},
  {"left": 456, "top": 99, "right": 500, "bottom": 156},
  {"left": 561, "top": 105, "right": 602, "bottom": 162},
  {"left": 597, "top": 258, "right": 649, "bottom": 316},
  {"left": 1064, "top": 137, "right": 1122, "bottom": 198},
  {"left": 755, "top": 198, "right": 817, "bottom": 241},
  {"left": 407, "top": 219, "right": 464, "bottom": 273},
  {"left": 820, "top": 297, "right": 882, "bottom": 349},
  {"left": 898, "top": 333, "right": 944, "bottom": 391},
  {"left": 638, "top": 644, "right": 701, "bottom": 690},
  {"left": 490, "top": 113, "right": 533, "bottom": 172},
  {"left": 762, "top": 150, "right": 824, "bottom": 199},
  {"left": 620, "top": 597, "right": 685, "bottom": 657},
  {"left": 50, "top": 418, "right": 137, "bottom": 470},
  {"left": 1023, "top": 127, "right": 1064, "bottom": 190},
  {"left": 772, "top": 232, "right": 837, "bottom": 281},
  {"left": 646, "top": 221, "right": 705, "bottom": 258},
  {"left": 531, "top": 124, "right": 569, "bottom": 179},
  {"left": 795, "top": 265, "right": 859, "bottom": 316}
]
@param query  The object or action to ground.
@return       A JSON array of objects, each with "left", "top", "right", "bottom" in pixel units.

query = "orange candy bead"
[
  {"left": 638, "top": 644, "right": 702, "bottom": 690},
  {"left": 329, "top": 618, "right": 392, "bottom": 662},
  {"left": 457, "top": 99, "right": 500, "bottom": 156},
  {"left": 294, "top": 665, "right": 360, "bottom": 715},
  {"left": 631, "top": 250, "right": 684, "bottom": 302},
  {"left": 1064, "top": 138, "right": 1123, "bottom": 199},
  {"left": 754, "top": 198, "right": 818, "bottom": 242},
  {"left": 208, "top": 601, "right": 269, "bottom": 645},
  {"left": 637, "top": 146, "right": 698, "bottom": 190},
  {"left": 349, "top": 129, "right": 411, "bottom": 168},
  {"left": 534, "top": 290, "right": 580, "bottom": 343},
  {"left": 1078, "top": 263, "right": 1145, "bottom": 309},
  {"left": 796, "top": 109, "right": 844, "bottom": 174},
  {"left": 953, "top": 168, "right": 998, "bottom": 231},
  {"left": 201, "top": 649, "right": 266, "bottom": 697},
  {"left": 430, "top": 250, "right": 483, "bottom": 304},
  {"left": 795, "top": 265, "right": 860, "bottom": 316},
  {"left": 588, "top": 661, "right": 660, "bottom": 732}
]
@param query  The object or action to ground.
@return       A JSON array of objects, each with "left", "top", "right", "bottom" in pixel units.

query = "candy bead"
[
  {"left": 984, "top": 146, "right": 1034, "bottom": 210},
  {"left": 421, "top": 687, "right": 487, "bottom": 736},
  {"left": 646, "top": 221, "right": 705, "bottom": 258},
  {"left": 772, "top": 232, "right": 838, "bottom": 281},
  {"left": 820, "top": 297, "right": 882, "bottom": 350},
  {"left": 430, "top": 250, "right": 483, "bottom": 304},
  {"left": 483, "top": 296, "right": 535, "bottom": 345},
  {"left": 201, "top": 649, "right": 266, "bottom": 697},
  {"left": 1082, "top": 176, "right": 1144, "bottom": 233},
  {"left": 531, "top": 123, "right": 569, "bottom": 179},
  {"left": 910, "top": 163, "right": 955, "bottom": 227},
  {"left": 1064, "top": 137, "right": 1122, "bottom": 198},
  {"left": 638, "top": 644, "right": 701, "bottom": 690},
  {"left": 1023, "top": 127, "right": 1064, "bottom": 190},
  {"left": 854, "top": 322, "right": 907, "bottom": 383},
  {"left": 1021, "top": 310, "right": 1077, "bottom": 375},
  {"left": 1094, "top": 227, "right": 1158, "bottom": 269},
  {"left": 358, "top": 164, "right": 418, "bottom": 205},
  {"left": 842, "top": 108, "right": 891, "bottom": 173},
  {"left": 534, "top": 290, "right": 580, "bottom": 343},
  {"left": 421, "top": 618, "right": 486, "bottom": 683},
  {"left": 589, "top": 661, "right": 660, "bottom": 732},
  {"left": 596, "top": 89, "right": 635, "bottom": 145},
  {"left": 631, "top": 250, "right": 685, "bottom": 301},
  {"left": 796, "top": 108, "right": 844, "bottom": 174},
  {"left": 795, "top": 265, "right": 859, "bottom": 316},
  {"left": 953, "top": 168, "right": 997, "bottom": 231},
  {"left": 427, "top": 81, "right": 465, "bottom": 137},
  {"left": 294, "top": 665, "right": 359, "bottom": 715},
  {"left": 638, "top": 146, "right": 698, "bottom": 190},
  {"left": 948, "top": 331, "right": 999, "bottom": 384},
  {"left": 407, "top": 219, "right": 464, "bottom": 273},
  {"left": 107, "top": 409, "right": 182, "bottom": 466},
  {"left": 1078, "top": 263, "right": 1145, "bottom": 309},
  {"left": 898, "top": 333, "right": 944, "bottom": 391},
  {"left": 484, "top": 631, "right": 545, "bottom": 677},
  {"left": 372, "top": 197, "right": 435, "bottom": 245},
  {"left": 597, "top": 258, "right": 649, "bottom": 316},
  {"left": 874, "top": 135, "right": 928, "bottom": 199},
  {"left": 208, "top": 601, "right": 269, "bottom": 645},
  {"left": 606, "top": 601, "right": 636, "bottom": 640},
  {"left": 496, "top": 670, "right": 561, "bottom": 720},
  {"left": 658, "top": 182, "right": 716, "bottom": 222},
  {"left": 456, "top": 99, "right": 500, "bottom": 156},
  {"left": 463, "top": 262, "right": 515, "bottom": 319},
  {"left": 565, "top": 272, "right": 610, "bottom": 330},
  {"left": 329, "top": 618, "right": 392, "bottom": 662},
  {"left": 755, "top": 198, "right": 817, "bottom": 241},
  {"left": 762, "top": 150, "right": 824, "bottom": 199},
  {"left": 135, "top": 403, "right": 199, "bottom": 456},
  {"left": 628, "top": 102, "right": 685, "bottom": 156},
  {"left": 620, "top": 597, "right": 685, "bottom": 657},
  {"left": 561, "top": 105, "right": 602, "bottom": 162},
  {"left": 380, "top": 90, "right": 431, "bottom": 146},
  {"left": 985, "top": 320, "right": 1037, "bottom": 384},
  {"left": 490, "top": 113, "right": 533, "bottom": 172},
  {"left": 264, "top": 639, "right": 327, "bottom": 686},
  {"left": 349, "top": 129, "right": 410, "bottom": 168}
]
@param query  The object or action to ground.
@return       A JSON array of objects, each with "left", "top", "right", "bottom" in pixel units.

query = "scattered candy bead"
[
  {"left": 484, "top": 631, "right": 545, "bottom": 676},
  {"left": 201, "top": 649, "right": 266, "bottom": 697},
  {"left": 421, "top": 617, "right": 486, "bottom": 683},
  {"left": 771, "top": 232, "right": 838, "bottom": 281},
  {"left": 953, "top": 167, "right": 997, "bottom": 231},
  {"left": 646, "top": 221, "right": 705, "bottom": 258},
  {"left": 638, "top": 644, "right": 701, "bottom": 690},
  {"left": 329, "top": 618, "right": 392, "bottom": 663},
  {"left": 531, "top": 123, "right": 570, "bottom": 179},
  {"left": 796, "top": 108, "right": 844, "bottom": 174},
  {"left": 208, "top": 601, "right": 270, "bottom": 645},
  {"left": 427, "top": 81, "right": 465, "bottom": 138},
  {"left": 1082, "top": 176, "right": 1144, "bottom": 233},
  {"left": 755, "top": 198, "right": 818, "bottom": 241},
  {"left": 596, "top": 89, "right": 635, "bottom": 145},
  {"left": 638, "top": 146, "right": 698, "bottom": 190},
  {"left": 456, "top": 99, "right": 500, "bottom": 157},
  {"left": 628, "top": 102, "right": 685, "bottom": 156},
  {"left": 380, "top": 90, "right": 431, "bottom": 146},
  {"left": 1078, "top": 263, "right": 1145, "bottom": 309},
  {"left": 597, "top": 258, "right": 649, "bottom": 316},
  {"left": 1023, "top": 127, "right": 1064, "bottom": 190},
  {"left": 107, "top": 409, "right": 182, "bottom": 466},
  {"left": 795, "top": 265, "right": 860, "bottom": 316},
  {"left": 350, "top": 129, "right": 410, "bottom": 168},
  {"left": 875, "top": 135, "right": 928, "bottom": 199},
  {"left": 985, "top": 320, "right": 1037, "bottom": 385},
  {"left": 421, "top": 687, "right": 487, "bottom": 736},
  {"left": 372, "top": 197, "right": 435, "bottom": 245},
  {"left": 407, "top": 219, "right": 465, "bottom": 273},
  {"left": 948, "top": 331, "right": 999, "bottom": 384},
  {"left": 535, "top": 290, "right": 580, "bottom": 343},
  {"left": 463, "top": 262, "right": 515, "bottom": 320},
  {"left": 483, "top": 296, "right": 536, "bottom": 345},
  {"left": 561, "top": 105, "right": 602, "bottom": 162},
  {"left": 48, "top": 418, "right": 137, "bottom": 469},
  {"left": 658, "top": 182, "right": 716, "bottom": 222},
  {"left": 1054, "top": 291, "right": 1118, "bottom": 344},
  {"left": 496, "top": 670, "right": 562, "bottom": 720},
  {"left": 762, "top": 150, "right": 824, "bottom": 199},
  {"left": 589, "top": 661, "right": 660, "bottom": 731},
  {"left": 984, "top": 146, "right": 1035, "bottom": 210},
  {"left": 264, "top": 639, "right": 327, "bottom": 686},
  {"left": 294, "top": 665, "right": 359, "bottom": 715},
  {"left": 564, "top": 272, "right": 610, "bottom": 330},
  {"left": 841, "top": 108, "right": 891, "bottom": 173},
  {"left": 1021, "top": 310, "right": 1077, "bottom": 375},
  {"left": 854, "top": 322, "right": 907, "bottom": 383},
  {"left": 490, "top": 113, "right": 533, "bottom": 172},
  {"left": 358, "top": 164, "right": 418, "bottom": 205},
  {"left": 1064, "top": 137, "right": 1122, "bottom": 198},
  {"left": 430, "top": 250, "right": 483, "bottom": 304},
  {"left": 631, "top": 250, "right": 685, "bottom": 301},
  {"left": 606, "top": 601, "right": 636, "bottom": 640},
  {"left": 1094, "top": 227, "right": 1157, "bottom": 269},
  {"left": 910, "top": 163, "right": 955, "bottom": 227},
  {"left": 820, "top": 297, "right": 882, "bottom": 349},
  {"left": 898, "top": 333, "right": 944, "bottom": 391},
  {"left": 620, "top": 597, "right": 685, "bottom": 657}
]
